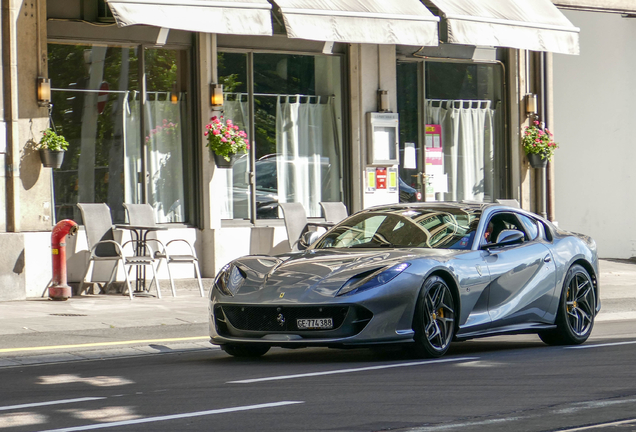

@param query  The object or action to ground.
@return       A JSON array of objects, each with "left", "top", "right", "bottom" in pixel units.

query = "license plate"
[{"left": 297, "top": 318, "right": 333, "bottom": 330}]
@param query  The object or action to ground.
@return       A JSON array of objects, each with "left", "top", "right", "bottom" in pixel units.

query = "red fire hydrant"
[{"left": 49, "top": 219, "right": 79, "bottom": 300}]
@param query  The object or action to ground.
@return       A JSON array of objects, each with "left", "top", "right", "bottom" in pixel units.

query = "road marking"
[
  {"left": 0, "top": 397, "right": 106, "bottom": 411},
  {"left": 566, "top": 340, "right": 636, "bottom": 350},
  {"left": 555, "top": 418, "right": 636, "bottom": 431},
  {"left": 394, "top": 417, "right": 519, "bottom": 431},
  {"left": 228, "top": 356, "right": 479, "bottom": 384},
  {"left": 0, "top": 336, "right": 210, "bottom": 354},
  {"left": 35, "top": 401, "right": 304, "bottom": 432}
]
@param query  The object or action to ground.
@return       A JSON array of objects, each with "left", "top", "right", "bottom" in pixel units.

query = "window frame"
[
  {"left": 47, "top": 39, "right": 197, "bottom": 226},
  {"left": 216, "top": 47, "right": 348, "bottom": 226}
]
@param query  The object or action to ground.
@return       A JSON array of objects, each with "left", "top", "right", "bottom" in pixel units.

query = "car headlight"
[
  {"left": 214, "top": 263, "right": 246, "bottom": 296},
  {"left": 337, "top": 263, "right": 410, "bottom": 296}
]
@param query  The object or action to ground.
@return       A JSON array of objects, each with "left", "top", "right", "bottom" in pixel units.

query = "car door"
[{"left": 482, "top": 211, "right": 557, "bottom": 327}]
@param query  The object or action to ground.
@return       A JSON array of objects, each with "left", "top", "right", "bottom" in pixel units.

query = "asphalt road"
[{"left": 1, "top": 320, "right": 636, "bottom": 432}]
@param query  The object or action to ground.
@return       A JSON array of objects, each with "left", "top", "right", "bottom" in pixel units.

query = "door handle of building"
[{"left": 544, "top": 254, "right": 552, "bottom": 263}]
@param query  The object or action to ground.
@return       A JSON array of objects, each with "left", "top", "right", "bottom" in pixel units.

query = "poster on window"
[{"left": 425, "top": 124, "right": 445, "bottom": 201}]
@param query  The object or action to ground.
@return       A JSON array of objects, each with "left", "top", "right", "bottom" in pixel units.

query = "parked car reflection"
[{"left": 231, "top": 154, "right": 336, "bottom": 219}]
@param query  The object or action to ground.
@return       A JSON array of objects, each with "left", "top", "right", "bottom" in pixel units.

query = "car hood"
[{"left": 229, "top": 248, "right": 451, "bottom": 300}]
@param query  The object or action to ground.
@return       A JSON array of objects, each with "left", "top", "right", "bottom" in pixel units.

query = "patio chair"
[
  {"left": 77, "top": 203, "right": 161, "bottom": 300},
  {"left": 320, "top": 202, "right": 348, "bottom": 224},
  {"left": 279, "top": 202, "right": 310, "bottom": 252},
  {"left": 123, "top": 203, "right": 205, "bottom": 297}
]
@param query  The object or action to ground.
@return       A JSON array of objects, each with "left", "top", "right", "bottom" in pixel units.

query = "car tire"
[
  {"left": 221, "top": 344, "right": 270, "bottom": 358},
  {"left": 412, "top": 275, "right": 456, "bottom": 358},
  {"left": 539, "top": 264, "right": 595, "bottom": 346}
]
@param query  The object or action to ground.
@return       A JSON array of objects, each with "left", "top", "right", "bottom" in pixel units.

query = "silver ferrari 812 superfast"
[{"left": 209, "top": 202, "right": 600, "bottom": 358}]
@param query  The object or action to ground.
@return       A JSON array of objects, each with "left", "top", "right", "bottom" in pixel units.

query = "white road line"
[
  {"left": 566, "top": 340, "right": 636, "bottom": 349},
  {"left": 0, "top": 397, "right": 106, "bottom": 411},
  {"left": 35, "top": 401, "right": 304, "bottom": 432},
  {"left": 228, "top": 356, "right": 479, "bottom": 384},
  {"left": 555, "top": 418, "right": 636, "bottom": 431}
]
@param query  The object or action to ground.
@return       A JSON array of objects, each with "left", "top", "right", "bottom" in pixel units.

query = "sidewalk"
[{"left": 0, "top": 260, "right": 634, "bottom": 365}]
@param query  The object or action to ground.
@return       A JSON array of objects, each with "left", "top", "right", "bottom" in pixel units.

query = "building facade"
[
  {"left": 552, "top": 0, "right": 636, "bottom": 258},
  {"left": 0, "top": 0, "right": 581, "bottom": 300}
]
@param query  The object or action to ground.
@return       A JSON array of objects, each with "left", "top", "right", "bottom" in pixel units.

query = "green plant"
[
  {"left": 204, "top": 116, "right": 249, "bottom": 161},
  {"left": 522, "top": 120, "right": 558, "bottom": 161},
  {"left": 39, "top": 128, "right": 69, "bottom": 152}
]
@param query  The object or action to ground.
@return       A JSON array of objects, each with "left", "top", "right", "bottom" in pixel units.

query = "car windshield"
[{"left": 314, "top": 207, "right": 481, "bottom": 250}]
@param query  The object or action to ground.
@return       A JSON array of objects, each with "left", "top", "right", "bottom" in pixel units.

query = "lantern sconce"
[
  {"left": 378, "top": 89, "right": 390, "bottom": 113},
  {"left": 525, "top": 93, "right": 538, "bottom": 116},
  {"left": 210, "top": 83, "right": 224, "bottom": 109},
  {"left": 37, "top": 77, "right": 51, "bottom": 107}
]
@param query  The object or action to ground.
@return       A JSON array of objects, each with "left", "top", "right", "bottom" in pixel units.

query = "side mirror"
[
  {"left": 481, "top": 229, "right": 525, "bottom": 250},
  {"left": 299, "top": 231, "right": 322, "bottom": 250}
]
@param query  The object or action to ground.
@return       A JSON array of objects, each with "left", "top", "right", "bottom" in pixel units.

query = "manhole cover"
[{"left": 49, "top": 313, "right": 88, "bottom": 317}]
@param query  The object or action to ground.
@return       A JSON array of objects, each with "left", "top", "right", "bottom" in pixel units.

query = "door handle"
[{"left": 544, "top": 254, "right": 552, "bottom": 263}]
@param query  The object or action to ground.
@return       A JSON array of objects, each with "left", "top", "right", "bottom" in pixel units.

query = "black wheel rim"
[
  {"left": 566, "top": 271, "right": 595, "bottom": 337},
  {"left": 423, "top": 282, "right": 455, "bottom": 351}
]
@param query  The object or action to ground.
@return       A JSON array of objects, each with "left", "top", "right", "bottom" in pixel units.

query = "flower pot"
[
  {"left": 213, "top": 152, "right": 238, "bottom": 169},
  {"left": 40, "top": 149, "right": 65, "bottom": 169},
  {"left": 527, "top": 153, "right": 548, "bottom": 169}
]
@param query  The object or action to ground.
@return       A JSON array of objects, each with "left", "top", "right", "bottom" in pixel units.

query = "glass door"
[{"left": 397, "top": 60, "right": 506, "bottom": 203}]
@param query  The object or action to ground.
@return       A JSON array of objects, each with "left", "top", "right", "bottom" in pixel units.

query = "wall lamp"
[
  {"left": 378, "top": 89, "right": 390, "bottom": 113},
  {"left": 210, "top": 83, "right": 224, "bottom": 109},
  {"left": 525, "top": 93, "right": 538, "bottom": 116},
  {"left": 37, "top": 77, "right": 51, "bottom": 107}
]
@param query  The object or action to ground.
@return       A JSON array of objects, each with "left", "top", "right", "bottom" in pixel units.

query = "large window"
[
  {"left": 218, "top": 51, "right": 344, "bottom": 220},
  {"left": 48, "top": 43, "right": 193, "bottom": 224},
  {"left": 397, "top": 61, "right": 505, "bottom": 203}
]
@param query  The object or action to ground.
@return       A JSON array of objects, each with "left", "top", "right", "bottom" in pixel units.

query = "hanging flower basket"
[
  {"left": 40, "top": 149, "right": 65, "bottom": 169},
  {"left": 522, "top": 120, "right": 558, "bottom": 169},
  {"left": 38, "top": 128, "right": 69, "bottom": 169},
  {"left": 204, "top": 116, "right": 249, "bottom": 169},
  {"left": 213, "top": 151, "right": 238, "bottom": 169},
  {"left": 527, "top": 152, "right": 548, "bottom": 169}
]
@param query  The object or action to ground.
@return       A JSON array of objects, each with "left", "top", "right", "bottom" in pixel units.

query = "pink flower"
[
  {"left": 533, "top": 120, "right": 540, "bottom": 126},
  {"left": 212, "top": 129, "right": 220, "bottom": 135},
  {"left": 204, "top": 131, "right": 208, "bottom": 136},
  {"left": 211, "top": 116, "right": 217, "bottom": 121},
  {"left": 246, "top": 143, "right": 250, "bottom": 150},
  {"left": 221, "top": 137, "right": 227, "bottom": 143}
]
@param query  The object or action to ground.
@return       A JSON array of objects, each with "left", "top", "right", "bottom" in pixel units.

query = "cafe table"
[{"left": 115, "top": 224, "right": 167, "bottom": 294}]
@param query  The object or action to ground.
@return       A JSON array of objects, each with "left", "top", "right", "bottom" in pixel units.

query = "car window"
[
  {"left": 483, "top": 212, "right": 527, "bottom": 245},
  {"left": 517, "top": 214, "right": 539, "bottom": 240},
  {"left": 314, "top": 207, "right": 481, "bottom": 250}
]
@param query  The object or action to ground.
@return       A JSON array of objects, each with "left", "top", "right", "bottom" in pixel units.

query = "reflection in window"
[
  {"left": 218, "top": 52, "right": 343, "bottom": 220},
  {"left": 48, "top": 44, "right": 191, "bottom": 224}
]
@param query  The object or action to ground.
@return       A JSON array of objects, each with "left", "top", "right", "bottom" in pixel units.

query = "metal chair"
[
  {"left": 77, "top": 203, "right": 161, "bottom": 300},
  {"left": 279, "top": 202, "right": 310, "bottom": 252},
  {"left": 123, "top": 203, "right": 205, "bottom": 297},
  {"left": 320, "top": 202, "right": 348, "bottom": 224}
]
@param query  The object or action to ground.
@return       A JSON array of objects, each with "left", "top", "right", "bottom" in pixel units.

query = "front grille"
[{"left": 219, "top": 305, "right": 349, "bottom": 332}]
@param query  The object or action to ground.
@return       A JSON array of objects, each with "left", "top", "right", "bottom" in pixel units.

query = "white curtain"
[
  {"left": 426, "top": 100, "right": 494, "bottom": 202},
  {"left": 123, "top": 92, "right": 185, "bottom": 222},
  {"left": 220, "top": 95, "right": 249, "bottom": 219},
  {"left": 276, "top": 96, "right": 340, "bottom": 217}
]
